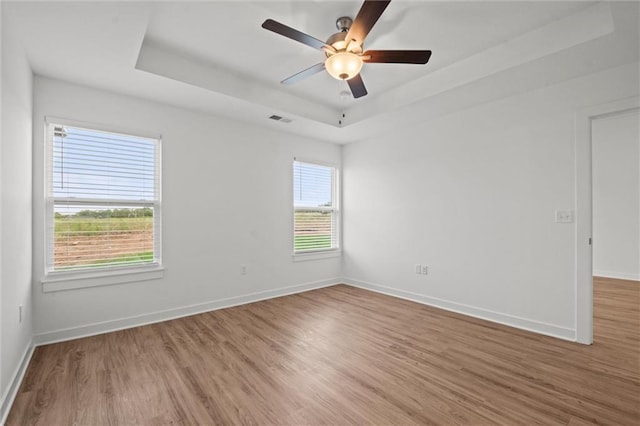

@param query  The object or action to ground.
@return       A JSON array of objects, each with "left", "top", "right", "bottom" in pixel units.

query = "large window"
[
  {"left": 45, "top": 121, "right": 161, "bottom": 274},
  {"left": 293, "top": 160, "right": 339, "bottom": 253}
]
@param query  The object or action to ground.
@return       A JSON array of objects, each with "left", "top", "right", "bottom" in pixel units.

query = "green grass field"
[
  {"left": 294, "top": 235, "right": 331, "bottom": 251},
  {"left": 55, "top": 216, "right": 153, "bottom": 235},
  {"left": 91, "top": 251, "right": 154, "bottom": 265},
  {"left": 54, "top": 216, "right": 154, "bottom": 269},
  {"left": 293, "top": 211, "right": 333, "bottom": 251}
]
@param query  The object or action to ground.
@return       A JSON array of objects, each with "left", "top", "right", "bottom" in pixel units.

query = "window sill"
[
  {"left": 41, "top": 264, "right": 164, "bottom": 293},
  {"left": 292, "top": 250, "right": 342, "bottom": 262}
]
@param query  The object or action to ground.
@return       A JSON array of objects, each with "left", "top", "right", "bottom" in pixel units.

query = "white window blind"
[
  {"left": 293, "top": 160, "right": 338, "bottom": 253},
  {"left": 45, "top": 122, "right": 161, "bottom": 272}
]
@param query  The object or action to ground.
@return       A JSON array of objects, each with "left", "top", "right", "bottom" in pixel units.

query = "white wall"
[
  {"left": 342, "top": 62, "right": 640, "bottom": 341},
  {"left": 592, "top": 110, "right": 640, "bottom": 280},
  {"left": 1, "top": 5, "right": 34, "bottom": 418},
  {"left": 0, "top": 0, "right": 4, "bottom": 412},
  {"left": 32, "top": 77, "right": 342, "bottom": 342}
]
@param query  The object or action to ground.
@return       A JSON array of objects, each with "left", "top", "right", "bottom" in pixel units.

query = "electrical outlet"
[
  {"left": 555, "top": 210, "right": 574, "bottom": 223},
  {"left": 19, "top": 305, "right": 23, "bottom": 323},
  {"left": 415, "top": 264, "right": 429, "bottom": 275},
  {"left": 241, "top": 265, "right": 247, "bottom": 275}
]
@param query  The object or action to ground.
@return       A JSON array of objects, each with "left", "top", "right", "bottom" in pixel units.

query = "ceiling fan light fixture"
[
  {"left": 325, "top": 51, "right": 363, "bottom": 80},
  {"left": 262, "top": 0, "right": 431, "bottom": 98}
]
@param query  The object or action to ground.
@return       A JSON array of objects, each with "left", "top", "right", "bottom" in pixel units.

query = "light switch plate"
[{"left": 555, "top": 210, "right": 574, "bottom": 223}]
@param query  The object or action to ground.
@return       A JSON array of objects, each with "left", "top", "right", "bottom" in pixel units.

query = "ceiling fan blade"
[
  {"left": 281, "top": 63, "right": 326, "bottom": 85},
  {"left": 347, "top": 74, "right": 368, "bottom": 99},
  {"left": 345, "top": 0, "right": 391, "bottom": 50},
  {"left": 363, "top": 50, "right": 432, "bottom": 64},
  {"left": 262, "top": 19, "right": 333, "bottom": 52}
]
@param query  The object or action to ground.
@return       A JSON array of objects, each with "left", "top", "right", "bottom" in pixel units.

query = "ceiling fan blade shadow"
[
  {"left": 262, "top": 19, "right": 332, "bottom": 51},
  {"left": 347, "top": 74, "right": 368, "bottom": 98},
  {"left": 363, "top": 50, "right": 431, "bottom": 64},
  {"left": 281, "top": 63, "right": 326, "bottom": 85},
  {"left": 345, "top": 0, "right": 391, "bottom": 50}
]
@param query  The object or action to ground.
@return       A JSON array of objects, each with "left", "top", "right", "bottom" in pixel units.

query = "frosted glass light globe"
[{"left": 325, "top": 52, "right": 363, "bottom": 80}]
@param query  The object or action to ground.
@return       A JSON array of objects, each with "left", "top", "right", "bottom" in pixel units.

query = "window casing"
[
  {"left": 293, "top": 160, "right": 339, "bottom": 254},
  {"left": 44, "top": 121, "right": 161, "bottom": 276}
]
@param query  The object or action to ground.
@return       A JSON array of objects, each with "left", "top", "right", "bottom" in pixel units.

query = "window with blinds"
[
  {"left": 45, "top": 122, "right": 161, "bottom": 273},
  {"left": 293, "top": 160, "right": 338, "bottom": 253}
]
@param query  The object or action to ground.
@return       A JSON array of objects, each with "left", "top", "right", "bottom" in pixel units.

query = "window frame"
[
  {"left": 41, "top": 117, "right": 163, "bottom": 291},
  {"left": 292, "top": 158, "right": 341, "bottom": 260}
]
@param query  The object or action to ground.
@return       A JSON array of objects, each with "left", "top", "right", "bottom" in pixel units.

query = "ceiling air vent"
[{"left": 269, "top": 114, "right": 292, "bottom": 124}]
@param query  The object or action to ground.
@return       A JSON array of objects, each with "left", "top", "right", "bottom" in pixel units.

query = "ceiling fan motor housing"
[
  {"left": 336, "top": 16, "right": 353, "bottom": 32},
  {"left": 326, "top": 30, "right": 363, "bottom": 56}
]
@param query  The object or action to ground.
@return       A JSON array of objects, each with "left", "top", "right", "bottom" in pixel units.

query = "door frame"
[{"left": 574, "top": 96, "right": 639, "bottom": 344}]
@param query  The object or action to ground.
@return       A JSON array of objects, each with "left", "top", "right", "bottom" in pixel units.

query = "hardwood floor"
[{"left": 7, "top": 278, "right": 639, "bottom": 425}]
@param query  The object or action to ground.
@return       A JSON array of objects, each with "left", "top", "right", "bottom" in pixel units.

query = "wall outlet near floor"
[
  {"left": 241, "top": 265, "right": 247, "bottom": 275},
  {"left": 422, "top": 265, "right": 428, "bottom": 275},
  {"left": 19, "top": 304, "right": 23, "bottom": 323}
]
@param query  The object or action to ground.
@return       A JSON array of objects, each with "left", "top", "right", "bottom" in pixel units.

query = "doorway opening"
[{"left": 575, "top": 97, "right": 639, "bottom": 344}]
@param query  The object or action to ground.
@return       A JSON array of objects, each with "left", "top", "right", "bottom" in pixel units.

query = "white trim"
[
  {"left": 50, "top": 198, "right": 156, "bottom": 207},
  {"left": 292, "top": 157, "right": 338, "bottom": 169},
  {"left": 343, "top": 278, "right": 576, "bottom": 342},
  {"left": 42, "top": 265, "right": 164, "bottom": 292},
  {"left": 593, "top": 270, "right": 640, "bottom": 282},
  {"left": 294, "top": 206, "right": 333, "bottom": 212},
  {"left": 574, "top": 96, "right": 640, "bottom": 344},
  {"left": 34, "top": 278, "right": 341, "bottom": 345},
  {"left": 0, "top": 341, "right": 35, "bottom": 426},
  {"left": 292, "top": 250, "right": 342, "bottom": 262},
  {"left": 45, "top": 116, "right": 161, "bottom": 141}
]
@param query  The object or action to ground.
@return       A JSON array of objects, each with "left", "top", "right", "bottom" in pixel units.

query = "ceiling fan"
[{"left": 261, "top": 0, "right": 431, "bottom": 99}]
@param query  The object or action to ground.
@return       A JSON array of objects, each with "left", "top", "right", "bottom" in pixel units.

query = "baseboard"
[
  {"left": 593, "top": 270, "right": 640, "bottom": 281},
  {"left": 35, "top": 278, "right": 341, "bottom": 345},
  {"left": 343, "top": 277, "right": 576, "bottom": 342},
  {"left": 0, "top": 340, "right": 35, "bottom": 426}
]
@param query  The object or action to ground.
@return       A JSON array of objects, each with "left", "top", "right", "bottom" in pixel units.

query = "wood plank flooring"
[{"left": 7, "top": 278, "right": 639, "bottom": 425}]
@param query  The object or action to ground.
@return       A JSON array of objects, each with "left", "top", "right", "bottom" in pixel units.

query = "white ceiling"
[{"left": 4, "top": 1, "right": 639, "bottom": 143}]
